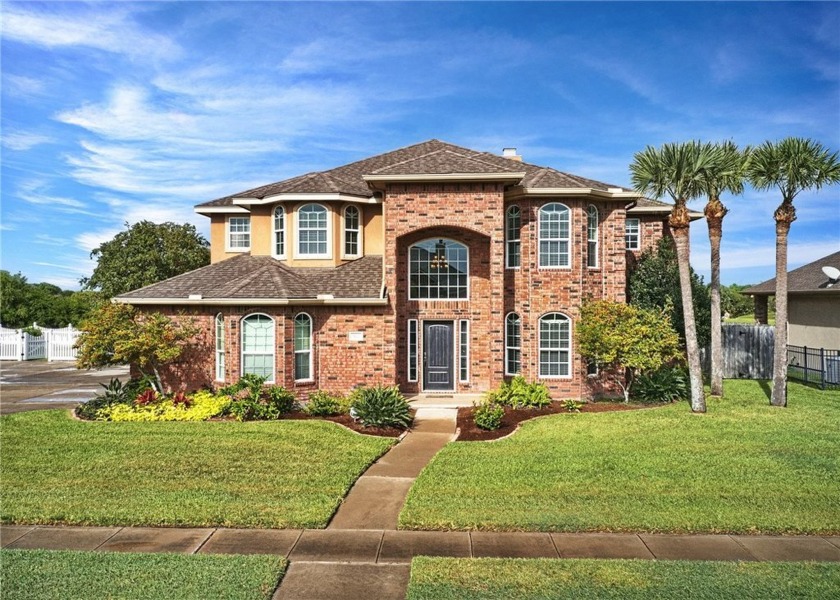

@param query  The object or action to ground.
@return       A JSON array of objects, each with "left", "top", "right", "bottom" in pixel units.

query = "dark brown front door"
[{"left": 423, "top": 321, "right": 453, "bottom": 391}]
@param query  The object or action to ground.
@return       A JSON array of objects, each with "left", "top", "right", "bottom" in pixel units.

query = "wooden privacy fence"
[
  {"left": 0, "top": 325, "right": 80, "bottom": 362},
  {"left": 701, "top": 324, "right": 775, "bottom": 380},
  {"left": 702, "top": 324, "right": 839, "bottom": 389}
]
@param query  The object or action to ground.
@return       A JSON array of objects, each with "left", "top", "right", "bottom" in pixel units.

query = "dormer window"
[
  {"left": 343, "top": 205, "right": 361, "bottom": 258},
  {"left": 226, "top": 216, "right": 251, "bottom": 252},
  {"left": 297, "top": 203, "right": 330, "bottom": 258}
]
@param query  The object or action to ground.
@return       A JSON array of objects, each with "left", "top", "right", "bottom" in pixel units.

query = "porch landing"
[{"left": 406, "top": 393, "right": 483, "bottom": 408}]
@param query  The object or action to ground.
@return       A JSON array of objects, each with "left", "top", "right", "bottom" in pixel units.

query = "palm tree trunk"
[
  {"left": 706, "top": 198, "right": 728, "bottom": 397},
  {"left": 670, "top": 204, "right": 706, "bottom": 413},
  {"left": 771, "top": 202, "right": 794, "bottom": 407}
]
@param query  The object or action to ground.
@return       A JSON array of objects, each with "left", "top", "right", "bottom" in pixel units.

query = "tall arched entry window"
[{"left": 408, "top": 238, "right": 468, "bottom": 300}]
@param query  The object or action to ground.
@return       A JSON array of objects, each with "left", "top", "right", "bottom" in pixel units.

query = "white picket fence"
[{"left": 0, "top": 324, "right": 81, "bottom": 362}]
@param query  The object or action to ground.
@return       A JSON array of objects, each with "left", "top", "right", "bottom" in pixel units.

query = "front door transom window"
[{"left": 409, "top": 238, "right": 468, "bottom": 300}]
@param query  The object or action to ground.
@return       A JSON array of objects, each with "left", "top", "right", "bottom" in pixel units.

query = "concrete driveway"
[{"left": 0, "top": 361, "right": 130, "bottom": 415}]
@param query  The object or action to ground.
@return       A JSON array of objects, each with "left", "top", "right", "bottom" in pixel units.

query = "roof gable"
[{"left": 744, "top": 250, "right": 840, "bottom": 295}]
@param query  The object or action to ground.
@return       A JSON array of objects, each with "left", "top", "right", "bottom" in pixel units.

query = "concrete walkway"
[
  {"left": 3, "top": 525, "right": 839, "bottom": 599},
  {"left": 328, "top": 408, "right": 457, "bottom": 530}
]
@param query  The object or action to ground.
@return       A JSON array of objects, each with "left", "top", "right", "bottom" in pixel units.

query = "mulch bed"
[
  {"left": 456, "top": 401, "right": 653, "bottom": 442},
  {"left": 282, "top": 410, "right": 412, "bottom": 438}
]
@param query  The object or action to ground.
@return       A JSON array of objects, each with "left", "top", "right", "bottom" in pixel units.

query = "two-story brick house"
[{"left": 116, "top": 140, "right": 672, "bottom": 398}]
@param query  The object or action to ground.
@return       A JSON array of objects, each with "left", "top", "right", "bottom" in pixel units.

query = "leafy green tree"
[
  {"left": 720, "top": 284, "right": 754, "bottom": 319},
  {"left": 76, "top": 303, "right": 198, "bottom": 393},
  {"left": 578, "top": 300, "right": 683, "bottom": 403},
  {"left": 0, "top": 271, "right": 100, "bottom": 328},
  {"left": 697, "top": 141, "right": 748, "bottom": 397},
  {"left": 0, "top": 271, "right": 31, "bottom": 328},
  {"left": 81, "top": 221, "right": 210, "bottom": 298},
  {"left": 747, "top": 138, "right": 840, "bottom": 407},
  {"left": 629, "top": 237, "right": 712, "bottom": 349},
  {"left": 631, "top": 141, "right": 712, "bottom": 413}
]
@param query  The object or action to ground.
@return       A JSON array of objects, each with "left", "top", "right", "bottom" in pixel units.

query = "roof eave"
[
  {"left": 194, "top": 205, "right": 250, "bottom": 215},
  {"left": 232, "top": 192, "right": 380, "bottom": 206},
  {"left": 506, "top": 186, "right": 638, "bottom": 200},
  {"left": 113, "top": 297, "right": 389, "bottom": 306}
]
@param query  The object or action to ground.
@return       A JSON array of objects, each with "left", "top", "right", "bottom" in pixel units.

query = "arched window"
[
  {"left": 539, "top": 313, "right": 571, "bottom": 378},
  {"left": 294, "top": 313, "right": 313, "bottom": 381},
  {"left": 587, "top": 205, "right": 599, "bottom": 268},
  {"left": 538, "top": 203, "right": 570, "bottom": 268},
  {"left": 506, "top": 206, "right": 521, "bottom": 268},
  {"left": 215, "top": 313, "right": 225, "bottom": 381},
  {"left": 273, "top": 206, "right": 285, "bottom": 258},
  {"left": 297, "top": 204, "right": 329, "bottom": 258},
  {"left": 343, "top": 205, "right": 361, "bottom": 257},
  {"left": 409, "top": 238, "right": 469, "bottom": 300},
  {"left": 241, "top": 314, "right": 275, "bottom": 382},
  {"left": 505, "top": 313, "right": 521, "bottom": 376}
]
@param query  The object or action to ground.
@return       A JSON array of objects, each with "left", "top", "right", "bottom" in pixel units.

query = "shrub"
[
  {"left": 219, "top": 376, "right": 296, "bottom": 421},
  {"left": 98, "top": 390, "right": 230, "bottom": 422},
  {"left": 265, "top": 385, "right": 297, "bottom": 414},
  {"left": 134, "top": 389, "right": 158, "bottom": 406},
  {"left": 76, "top": 377, "right": 140, "bottom": 420},
  {"left": 486, "top": 376, "right": 551, "bottom": 409},
  {"left": 305, "top": 391, "right": 349, "bottom": 416},
  {"left": 561, "top": 398, "right": 584, "bottom": 413},
  {"left": 350, "top": 385, "right": 412, "bottom": 429},
  {"left": 633, "top": 365, "right": 690, "bottom": 404},
  {"left": 473, "top": 401, "right": 504, "bottom": 430}
]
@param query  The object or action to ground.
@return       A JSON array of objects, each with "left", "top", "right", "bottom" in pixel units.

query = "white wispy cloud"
[
  {"left": 1, "top": 3, "right": 181, "bottom": 62},
  {"left": 2, "top": 131, "right": 53, "bottom": 151}
]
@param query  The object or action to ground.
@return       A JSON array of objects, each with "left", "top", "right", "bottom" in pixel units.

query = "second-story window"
[
  {"left": 344, "top": 205, "right": 361, "bottom": 257},
  {"left": 587, "top": 205, "right": 599, "bottom": 268},
  {"left": 506, "top": 205, "right": 521, "bottom": 268},
  {"left": 298, "top": 203, "right": 329, "bottom": 258},
  {"left": 409, "top": 238, "right": 468, "bottom": 300},
  {"left": 625, "top": 218, "right": 641, "bottom": 250},
  {"left": 227, "top": 216, "right": 251, "bottom": 251},
  {"left": 538, "top": 203, "right": 570, "bottom": 268},
  {"left": 273, "top": 206, "right": 285, "bottom": 258}
]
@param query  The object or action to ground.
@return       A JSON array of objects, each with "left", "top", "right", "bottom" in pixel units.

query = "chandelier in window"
[{"left": 429, "top": 239, "right": 449, "bottom": 270}]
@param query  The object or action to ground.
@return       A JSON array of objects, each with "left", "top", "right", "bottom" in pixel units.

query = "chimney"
[{"left": 502, "top": 147, "right": 522, "bottom": 162}]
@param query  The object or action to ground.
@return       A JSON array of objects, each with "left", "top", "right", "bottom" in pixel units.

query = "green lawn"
[
  {"left": 725, "top": 313, "right": 775, "bottom": 325},
  {"left": 400, "top": 380, "right": 840, "bottom": 534},
  {"left": 0, "top": 410, "right": 393, "bottom": 528},
  {"left": 406, "top": 557, "right": 840, "bottom": 600},
  {"left": 1, "top": 549, "right": 285, "bottom": 600}
]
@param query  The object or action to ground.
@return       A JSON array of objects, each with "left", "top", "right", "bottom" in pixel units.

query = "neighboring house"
[
  {"left": 116, "top": 140, "right": 673, "bottom": 398},
  {"left": 744, "top": 250, "right": 840, "bottom": 349}
]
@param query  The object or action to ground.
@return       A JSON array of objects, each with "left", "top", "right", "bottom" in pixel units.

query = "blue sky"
[{"left": 2, "top": 1, "right": 838, "bottom": 290}]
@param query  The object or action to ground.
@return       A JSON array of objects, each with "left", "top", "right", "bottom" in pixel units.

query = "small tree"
[
  {"left": 75, "top": 303, "right": 198, "bottom": 393},
  {"left": 578, "top": 300, "right": 683, "bottom": 404}
]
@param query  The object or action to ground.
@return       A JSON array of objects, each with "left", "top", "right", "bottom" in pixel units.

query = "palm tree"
[
  {"left": 698, "top": 141, "right": 749, "bottom": 397},
  {"left": 630, "top": 141, "right": 713, "bottom": 413},
  {"left": 747, "top": 138, "right": 840, "bottom": 407}
]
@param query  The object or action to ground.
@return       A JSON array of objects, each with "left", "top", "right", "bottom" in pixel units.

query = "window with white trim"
[
  {"left": 459, "top": 319, "right": 469, "bottom": 383},
  {"left": 241, "top": 314, "right": 274, "bottom": 382},
  {"left": 587, "top": 205, "right": 599, "bottom": 268},
  {"left": 273, "top": 206, "right": 285, "bottom": 257},
  {"left": 344, "top": 205, "right": 360, "bottom": 257},
  {"left": 625, "top": 218, "right": 640, "bottom": 250},
  {"left": 215, "top": 313, "right": 225, "bottom": 381},
  {"left": 407, "top": 319, "right": 418, "bottom": 382},
  {"left": 538, "top": 203, "right": 570, "bottom": 268},
  {"left": 227, "top": 216, "right": 251, "bottom": 251},
  {"left": 409, "top": 238, "right": 468, "bottom": 300},
  {"left": 539, "top": 313, "right": 571, "bottom": 378},
  {"left": 505, "top": 313, "right": 521, "bottom": 376},
  {"left": 298, "top": 204, "right": 329, "bottom": 257},
  {"left": 294, "top": 313, "right": 313, "bottom": 381},
  {"left": 506, "top": 205, "right": 521, "bottom": 268}
]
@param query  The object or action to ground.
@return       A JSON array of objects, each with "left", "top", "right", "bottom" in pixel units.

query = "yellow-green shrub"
[{"left": 96, "top": 391, "right": 230, "bottom": 422}]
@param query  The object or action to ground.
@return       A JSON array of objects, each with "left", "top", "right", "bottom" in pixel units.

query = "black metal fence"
[{"left": 787, "top": 345, "right": 840, "bottom": 390}]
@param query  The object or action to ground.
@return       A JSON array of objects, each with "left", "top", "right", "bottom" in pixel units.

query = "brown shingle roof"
[
  {"left": 744, "top": 250, "right": 840, "bottom": 295},
  {"left": 116, "top": 255, "right": 383, "bottom": 301},
  {"left": 196, "top": 139, "right": 628, "bottom": 208}
]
